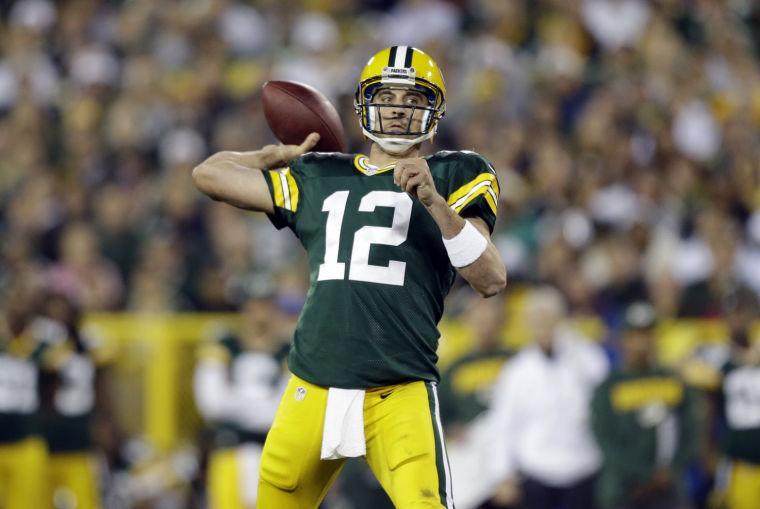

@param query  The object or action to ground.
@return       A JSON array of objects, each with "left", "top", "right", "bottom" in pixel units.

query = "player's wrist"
[
  {"left": 442, "top": 219, "right": 488, "bottom": 267},
  {"left": 421, "top": 192, "right": 446, "bottom": 210}
]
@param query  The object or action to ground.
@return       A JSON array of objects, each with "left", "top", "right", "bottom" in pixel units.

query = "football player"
[
  {"left": 39, "top": 291, "right": 109, "bottom": 509},
  {"left": 439, "top": 293, "right": 512, "bottom": 433},
  {"left": 712, "top": 287, "right": 760, "bottom": 509},
  {"left": 591, "top": 302, "right": 699, "bottom": 509},
  {"left": 194, "top": 281, "right": 289, "bottom": 509},
  {"left": 193, "top": 46, "right": 507, "bottom": 508},
  {"left": 0, "top": 283, "right": 65, "bottom": 509}
]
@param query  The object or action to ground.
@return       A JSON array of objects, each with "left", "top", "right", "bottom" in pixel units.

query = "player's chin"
[{"left": 380, "top": 130, "right": 418, "bottom": 137}]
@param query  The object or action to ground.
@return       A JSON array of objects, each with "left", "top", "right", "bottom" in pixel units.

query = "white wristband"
[{"left": 442, "top": 220, "right": 488, "bottom": 268}]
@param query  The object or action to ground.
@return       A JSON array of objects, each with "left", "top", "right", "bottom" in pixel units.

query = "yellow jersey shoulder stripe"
[
  {"left": 268, "top": 167, "right": 299, "bottom": 212},
  {"left": 447, "top": 173, "right": 499, "bottom": 214}
]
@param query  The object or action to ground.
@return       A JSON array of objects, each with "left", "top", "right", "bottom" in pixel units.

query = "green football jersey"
[
  {"left": 265, "top": 150, "right": 499, "bottom": 388},
  {"left": 0, "top": 318, "right": 63, "bottom": 443},
  {"left": 197, "top": 335, "right": 288, "bottom": 449},
  {"left": 42, "top": 345, "right": 99, "bottom": 453},
  {"left": 591, "top": 368, "right": 700, "bottom": 509},
  {"left": 439, "top": 348, "right": 512, "bottom": 426},
  {"left": 719, "top": 361, "right": 760, "bottom": 463}
]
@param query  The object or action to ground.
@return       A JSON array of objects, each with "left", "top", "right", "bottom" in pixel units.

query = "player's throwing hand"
[
  {"left": 394, "top": 158, "right": 441, "bottom": 207},
  {"left": 258, "top": 132, "right": 321, "bottom": 169}
]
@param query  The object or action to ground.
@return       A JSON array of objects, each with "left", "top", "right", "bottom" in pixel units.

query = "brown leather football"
[{"left": 262, "top": 80, "right": 347, "bottom": 153}]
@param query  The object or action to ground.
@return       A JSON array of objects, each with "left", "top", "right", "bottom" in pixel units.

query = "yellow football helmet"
[{"left": 354, "top": 46, "right": 446, "bottom": 155}]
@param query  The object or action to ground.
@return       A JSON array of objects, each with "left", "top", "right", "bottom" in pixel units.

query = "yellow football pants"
[
  {"left": 0, "top": 437, "right": 47, "bottom": 509},
  {"left": 209, "top": 446, "right": 267, "bottom": 509},
  {"left": 258, "top": 374, "right": 453, "bottom": 509},
  {"left": 48, "top": 452, "right": 101, "bottom": 509},
  {"left": 725, "top": 460, "right": 760, "bottom": 509}
]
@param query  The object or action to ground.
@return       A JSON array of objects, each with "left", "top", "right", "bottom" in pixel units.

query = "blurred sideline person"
[
  {"left": 194, "top": 279, "right": 290, "bottom": 509},
  {"left": 439, "top": 292, "right": 513, "bottom": 434},
  {"left": 485, "top": 286, "right": 608, "bottom": 509},
  {"left": 0, "top": 282, "right": 62, "bottom": 509},
  {"left": 591, "top": 302, "right": 700, "bottom": 509},
  {"left": 438, "top": 292, "right": 513, "bottom": 509},
  {"left": 193, "top": 46, "right": 506, "bottom": 508},
  {"left": 711, "top": 287, "right": 760, "bottom": 509},
  {"left": 489, "top": 286, "right": 608, "bottom": 509},
  {"left": 39, "top": 290, "right": 112, "bottom": 509}
]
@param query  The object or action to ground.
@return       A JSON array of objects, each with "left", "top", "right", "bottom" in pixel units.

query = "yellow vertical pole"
[{"left": 144, "top": 316, "right": 178, "bottom": 451}]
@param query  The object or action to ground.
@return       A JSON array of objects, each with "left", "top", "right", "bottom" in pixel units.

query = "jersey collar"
[{"left": 353, "top": 155, "right": 396, "bottom": 176}]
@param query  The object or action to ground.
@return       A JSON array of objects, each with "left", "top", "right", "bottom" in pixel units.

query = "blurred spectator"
[
  {"left": 47, "top": 221, "right": 124, "bottom": 311},
  {"left": 591, "top": 302, "right": 700, "bottom": 509},
  {"left": 438, "top": 292, "right": 513, "bottom": 509},
  {"left": 439, "top": 292, "right": 513, "bottom": 434},
  {"left": 0, "top": 0, "right": 757, "bottom": 318},
  {"left": 486, "top": 286, "right": 608, "bottom": 509},
  {"left": 193, "top": 277, "right": 290, "bottom": 509}
]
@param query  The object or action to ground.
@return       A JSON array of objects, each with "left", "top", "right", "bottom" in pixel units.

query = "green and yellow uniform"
[
  {"left": 258, "top": 150, "right": 499, "bottom": 508},
  {"left": 266, "top": 151, "right": 497, "bottom": 388},
  {"left": 0, "top": 318, "right": 65, "bottom": 509},
  {"left": 591, "top": 368, "right": 700, "bottom": 509},
  {"left": 717, "top": 360, "right": 760, "bottom": 509},
  {"left": 41, "top": 335, "right": 106, "bottom": 509},
  {"left": 439, "top": 349, "right": 512, "bottom": 427},
  {"left": 195, "top": 335, "right": 288, "bottom": 509}
]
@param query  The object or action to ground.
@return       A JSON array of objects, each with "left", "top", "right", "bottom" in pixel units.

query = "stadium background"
[{"left": 0, "top": 0, "right": 759, "bottom": 507}]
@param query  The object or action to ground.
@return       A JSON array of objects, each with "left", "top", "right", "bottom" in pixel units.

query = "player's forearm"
[
  {"left": 457, "top": 242, "right": 507, "bottom": 297},
  {"left": 424, "top": 197, "right": 507, "bottom": 297},
  {"left": 192, "top": 151, "right": 274, "bottom": 212},
  {"left": 423, "top": 193, "right": 467, "bottom": 237}
]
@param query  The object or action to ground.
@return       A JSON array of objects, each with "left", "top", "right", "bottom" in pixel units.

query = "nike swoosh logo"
[{"left": 380, "top": 391, "right": 392, "bottom": 399}]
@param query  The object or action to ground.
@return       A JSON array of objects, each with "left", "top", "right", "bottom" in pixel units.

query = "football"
[{"left": 262, "top": 80, "right": 347, "bottom": 153}]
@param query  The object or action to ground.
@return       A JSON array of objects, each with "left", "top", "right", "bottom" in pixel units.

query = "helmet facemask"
[{"left": 355, "top": 75, "right": 445, "bottom": 155}]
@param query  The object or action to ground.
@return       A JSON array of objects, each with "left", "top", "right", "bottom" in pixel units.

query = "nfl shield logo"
[{"left": 295, "top": 387, "right": 307, "bottom": 401}]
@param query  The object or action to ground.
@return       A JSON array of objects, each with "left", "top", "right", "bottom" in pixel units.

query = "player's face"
[
  {"left": 622, "top": 329, "right": 655, "bottom": 368},
  {"left": 372, "top": 88, "right": 428, "bottom": 136}
]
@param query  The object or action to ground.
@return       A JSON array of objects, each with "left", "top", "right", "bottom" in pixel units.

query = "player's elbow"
[
  {"left": 479, "top": 278, "right": 507, "bottom": 298},
  {"left": 476, "top": 265, "right": 507, "bottom": 298},
  {"left": 192, "top": 157, "right": 225, "bottom": 199},
  {"left": 476, "top": 263, "right": 507, "bottom": 297},
  {"left": 192, "top": 162, "right": 209, "bottom": 189},
  {"left": 192, "top": 161, "right": 214, "bottom": 192}
]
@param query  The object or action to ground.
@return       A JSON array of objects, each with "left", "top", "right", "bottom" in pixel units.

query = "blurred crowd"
[
  {"left": 1, "top": 0, "right": 759, "bottom": 508},
  {"left": 1, "top": 0, "right": 759, "bottom": 319}
]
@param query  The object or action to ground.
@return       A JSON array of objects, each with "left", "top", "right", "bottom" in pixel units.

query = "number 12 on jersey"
[{"left": 317, "top": 190, "right": 412, "bottom": 286}]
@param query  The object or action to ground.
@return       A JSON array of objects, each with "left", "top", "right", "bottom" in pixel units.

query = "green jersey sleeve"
[
  {"left": 264, "top": 162, "right": 304, "bottom": 230},
  {"left": 433, "top": 151, "right": 500, "bottom": 233}
]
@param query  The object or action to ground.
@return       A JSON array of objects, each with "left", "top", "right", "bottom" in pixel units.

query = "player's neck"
[{"left": 368, "top": 143, "right": 421, "bottom": 167}]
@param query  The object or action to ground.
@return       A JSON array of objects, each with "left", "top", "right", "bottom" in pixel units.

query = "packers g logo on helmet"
[{"left": 354, "top": 46, "right": 446, "bottom": 155}]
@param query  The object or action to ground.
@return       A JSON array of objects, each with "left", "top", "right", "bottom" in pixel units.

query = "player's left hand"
[{"left": 393, "top": 158, "right": 441, "bottom": 207}]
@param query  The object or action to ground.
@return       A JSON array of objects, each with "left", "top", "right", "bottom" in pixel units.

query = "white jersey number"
[
  {"left": 724, "top": 367, "right": 760, "bottom": 429},
  {"left": 318, "top": 191, "right": 412, "bottom": 286},
  {"left": 0, "top": 356, "right": 38, "bottom": 413},
  {"left": 55, "top": 354, "right": 96, "bottom": 416}
]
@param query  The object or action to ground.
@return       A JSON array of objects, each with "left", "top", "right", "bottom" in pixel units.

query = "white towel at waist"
[{"left": 320, "top": 388, "right": 366, "bottom": 460}]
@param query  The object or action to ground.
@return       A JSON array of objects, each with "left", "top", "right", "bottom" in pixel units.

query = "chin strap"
[{"left": 362, "top": 127, "right": 436, "bottom": 156}]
